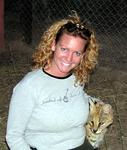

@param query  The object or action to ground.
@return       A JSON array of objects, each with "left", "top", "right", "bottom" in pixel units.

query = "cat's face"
[{"left": 86, "top": 101, "right": 113, "bottom": 134}]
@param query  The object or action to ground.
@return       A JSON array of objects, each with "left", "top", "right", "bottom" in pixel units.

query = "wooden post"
[{"left": 0, "top": 0, "right": 4, "bottom": 48}]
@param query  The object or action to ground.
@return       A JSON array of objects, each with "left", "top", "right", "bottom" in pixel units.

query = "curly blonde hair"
[{"left": 32, "top": 12, "right": 99, "bottom": 86}]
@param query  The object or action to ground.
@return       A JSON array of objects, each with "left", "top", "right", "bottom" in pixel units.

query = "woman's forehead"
[
  {"left": 56, "top": 33, "right": 87, "bottom": 52},
  {"left": 58, "top": 33, "right": 87, "bottom": 45}
]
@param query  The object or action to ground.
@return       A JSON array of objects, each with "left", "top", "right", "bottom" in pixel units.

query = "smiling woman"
[
  {"left": 6, "top": 12, "right": 99, "bottom": 150},
  {"left": 48, "top": 33, "right": 87, "bottom": 77},
  {"left": 32, "top": 13, "right": 98, "bottom": 85}
]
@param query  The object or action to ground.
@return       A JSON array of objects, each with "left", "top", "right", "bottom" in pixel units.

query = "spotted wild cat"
[{"left": 85, "top": 98, "right": 113, "bottom": 149}]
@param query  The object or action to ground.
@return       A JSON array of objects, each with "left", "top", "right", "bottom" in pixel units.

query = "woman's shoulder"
[
  {"left": 24, "top": 68, "right": 42, "bottom": 80},
  {"left": 12, "top": 69, "right": 43, "bottom": 94},
  {"left": 16, "top": 69, "right": 43, "bottom": 87}
]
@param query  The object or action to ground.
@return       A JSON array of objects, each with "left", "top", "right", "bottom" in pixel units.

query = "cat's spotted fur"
[{"left": 85, "top": 98, "right": 113, "bottom": 149}]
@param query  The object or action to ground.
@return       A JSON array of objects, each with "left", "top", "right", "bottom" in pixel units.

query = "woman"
[{"left": 6, "top": 12, "right": 99, "bottom": 150}]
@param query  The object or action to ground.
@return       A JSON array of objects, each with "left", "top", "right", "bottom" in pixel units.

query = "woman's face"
[{"left": 49, "top": 33, "right": 88, "bottom": 77}]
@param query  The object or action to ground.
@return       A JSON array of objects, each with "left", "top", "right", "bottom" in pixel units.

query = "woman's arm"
[{"left": 6, "top": 79, "right": 35, "bottom": 150}]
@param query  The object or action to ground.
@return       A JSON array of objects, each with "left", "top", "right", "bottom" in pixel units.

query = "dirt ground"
[{"left": 0, "top": 39, "right": 127, "bottom": 150}]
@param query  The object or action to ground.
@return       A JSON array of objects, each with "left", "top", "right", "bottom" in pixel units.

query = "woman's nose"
[{"left": 67, "top": 53, "right": 73, "bottom": 62}]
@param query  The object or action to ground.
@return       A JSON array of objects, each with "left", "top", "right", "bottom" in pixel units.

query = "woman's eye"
[
  {"left": 75, "top": 51, "right": 81, "bottom": 56},
  {"left": 61, "top": 48, "right": 67, "bottom": 51}
]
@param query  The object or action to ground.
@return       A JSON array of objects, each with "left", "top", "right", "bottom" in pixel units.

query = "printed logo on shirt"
[{"left": 42, "top": 88, "right": 82, "bottom": 104}]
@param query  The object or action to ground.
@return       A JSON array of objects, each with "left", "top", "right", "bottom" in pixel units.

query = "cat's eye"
[
  {"left": 91, "top": 121, "right": 94, "bottom": 125},
  {"left": 99, "top": 122, "right": 104, "bottom": 126}
]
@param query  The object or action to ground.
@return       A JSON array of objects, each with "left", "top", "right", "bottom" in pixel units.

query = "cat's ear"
[
  {"left": 88, "top": 97, "right": 96, "bottom": 107},
  {"left": 88, "top": 97, "right": 98, "bottom": 105},
  {"left": 88, "top": 97, "right": 97, "bottom": 113},
  {"left": 103, "top": 104, "right": 113, "bottom": 114},
  {"left": 103, "top": 104, "right": 113, "bottom": 124}
]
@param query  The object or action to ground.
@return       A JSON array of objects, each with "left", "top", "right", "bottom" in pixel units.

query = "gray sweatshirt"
[{"left": 6, "top": 69, "right": 89, "bottom": 150}]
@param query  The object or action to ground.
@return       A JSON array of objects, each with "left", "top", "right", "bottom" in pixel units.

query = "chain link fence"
[
  {"left": 4, "top": 0, "right": 127, "bottom": 70},
  {"left": 0, "top": 0, "right": 127, "bottom": 149}
]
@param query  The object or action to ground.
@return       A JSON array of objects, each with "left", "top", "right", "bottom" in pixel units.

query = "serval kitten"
[{"left": 85, "top": 98, "right": 113, "bottom": 149}]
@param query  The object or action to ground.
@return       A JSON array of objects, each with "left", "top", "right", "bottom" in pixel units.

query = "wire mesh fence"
[
  {"left": 4, "top": 0, "right": 127, "bottom": 70},
  {"left": 1, "top": 0, "right": 127, "bottom": 150}
]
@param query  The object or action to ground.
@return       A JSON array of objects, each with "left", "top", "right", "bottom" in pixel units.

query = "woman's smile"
[{"left": 46, "top": 33, "right": 87, "bottom": 77}]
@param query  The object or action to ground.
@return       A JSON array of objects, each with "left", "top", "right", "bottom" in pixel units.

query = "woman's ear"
[{"left": 51, "top": 40, "right": 56, "bottom": 51}]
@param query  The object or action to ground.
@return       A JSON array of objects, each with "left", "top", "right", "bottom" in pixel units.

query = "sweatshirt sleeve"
[{"left": 6, "top": 78, "right": 36, "bottom": 150}]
